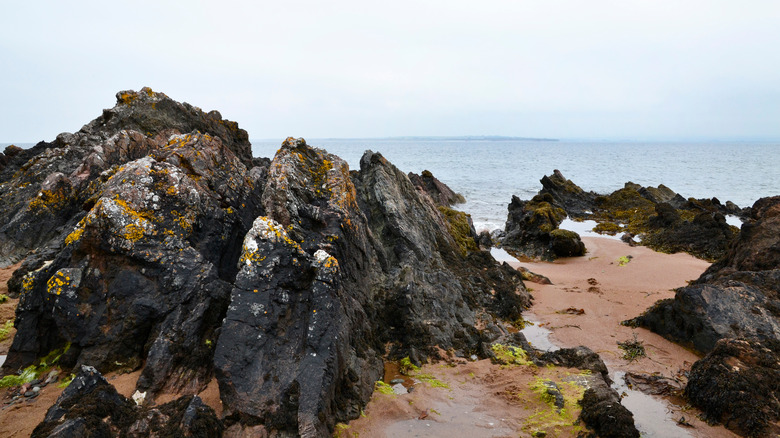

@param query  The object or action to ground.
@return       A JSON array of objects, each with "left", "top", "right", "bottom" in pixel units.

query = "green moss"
[
  {"left": 437, "top": 206, "right": 478, "bottom": 256},
  {"left": 399, "top": 357, "right": 420, "bottom": 375},
  {"left": 0, "top": 343, "right": 70, "bottom": 388},
  {"left": 491, "top": 343, "right": 534, "bottom": 367},
  {"left": 593, "top": 221, "right": 621, "bottom": 235},
  {"left": 0, "top": 294, "right": 8, "bottom": 303},
  {"left": 523, "top": 377, "right": 585, "bottom": 436},
  {"left": 374, "top": 380, "right": 395, "bottom": 395},
  {"left": 617, "top": 256, "right": 631, "bottom": 266},
  {"left": 416, "top": 373, "right": 450, "bottom": 389},
  {"left": 549, "top": 229, "right": 579, "bottom": 240},
  {"left": 0, "top": 319, "right": 13, "bottom": 342}
]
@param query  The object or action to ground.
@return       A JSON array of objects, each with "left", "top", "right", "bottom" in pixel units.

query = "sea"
[
  {"left": 5, "top": 139, "right": 778, "bottom": 233},
  {"left": 251, "top": 139, "right": 780, "bottom": 232}
]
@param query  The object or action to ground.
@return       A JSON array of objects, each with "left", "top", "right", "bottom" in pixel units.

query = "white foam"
[{"left": 725, "top": 215, "right": 743, "bottom": 228}]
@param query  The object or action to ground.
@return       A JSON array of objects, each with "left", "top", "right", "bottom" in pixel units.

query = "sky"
[{"left": 2, "top": 0, "right": 780, "bottom": 142}]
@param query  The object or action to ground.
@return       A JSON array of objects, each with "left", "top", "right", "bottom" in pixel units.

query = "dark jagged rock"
[
  {"left": 212, "top": 140, "right": 530, "bottom": 435},
  {"left": 628, "top": 197, "right": 780, "bottom": 436},
  {"left": 578, "top": 377, "right": 640, "bottom": 438},
  {"left": 501, "top": 194, "right": 584, "bottom": 260},
  {"left": 3, "top": 130, "right": 265, "bottom": 399},
  {"left": 534, "top": 345, "right": 638, "bottom": 437},
  {"left": 637, "top": 183, "right": 687, "bottom": 208},
  {"left": 408, "top": 169, "right": 465, "bottom": 207},
  {"left": 630, "top": 196, "right": 780, "bottom": 353},
  {"left": 4, "top": 92, "right": 532, "bottom": 437},
  {"left": 0, "top": 87, "right": 253, "bottom": 269},
  {"left": 32, "top": 365, "right": 223, "bottom": 437},
  {"left": 538, "top": 169, "right": 597, "bottom": 217},
  {"left": 685, "top": 339, "right": 780, "bottom": 437}
]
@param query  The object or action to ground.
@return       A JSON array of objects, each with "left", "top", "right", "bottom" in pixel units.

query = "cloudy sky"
[{"left": 2, "top": 1, "right": 780, "bottom": 142}]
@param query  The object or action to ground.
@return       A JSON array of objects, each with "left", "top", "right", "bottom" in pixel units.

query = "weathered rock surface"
[
  {"left": 685, "top": 339, "right": 780, "bottom": 437},
  {"left": 2, "top": 90, "right": 532, "bottom": 437},
  {"left": 631, "top": 196, "right": 780, "bottom": 353},
  {"left": 0, "top": 87, "right": 253, "bottom": 270},
  {"left": 538, "top": 169, "right": 598, "bottom": 217},
  {"left": 408, "top": 169, "right": 465, "bottom": 207},
  {"left": 32, "top": 365, "right": 223, "bottom": 437},
  {"left": 501, "top": 193, "right": 585, "bottom": 260},
  {"left": 628, "top": 196, "right": 780, "bottom": 436},
  {"left": 510, "top": 170, "right": 743, "bottom": 261},
  {"left": 578, "top": 377, "right": 640, "bottom": 438}
]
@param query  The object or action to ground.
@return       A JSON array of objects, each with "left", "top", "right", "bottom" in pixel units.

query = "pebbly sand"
[{"left": 0, "top": 237, "right": 740, "bottom": 437}]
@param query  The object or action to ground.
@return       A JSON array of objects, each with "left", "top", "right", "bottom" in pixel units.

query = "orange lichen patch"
[
  {"left": 27, "top": 189, "right": 69, "bottom": 212},
  {"left": 21, "top": 273, "right": 35, "bottom": 294},
  {"left": 64, "top": 226, "right": 84, "bottom": 246},
  {"left": 46, "top": 271, "right": 71, "bottom": 296},
  {"left": 119, "top": 92, "right": 138, "bottom": 105}
]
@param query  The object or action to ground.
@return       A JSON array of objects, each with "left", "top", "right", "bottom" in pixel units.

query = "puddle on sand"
[
  {"left": 611, "top": 371, "right": 692, "bottom": 438},
  {"left": 519, "top": 315, "right": 558, "bottom": 352},
  {"left": 0, "top": 355, "right": 5, "bottom": 367},
  {"left": 489, "top": 247, "right": 519, "bottom": 263}
]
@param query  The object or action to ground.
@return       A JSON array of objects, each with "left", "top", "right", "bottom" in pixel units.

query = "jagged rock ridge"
[{"left": 1, "top": 90, "right": 533, "bottom": 437}]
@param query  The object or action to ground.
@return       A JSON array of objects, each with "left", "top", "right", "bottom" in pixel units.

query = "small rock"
[
  {"left": 470, "top": 355, "right": 478, "bottom": 361},
  {"left": 24, "top": 391, "right": 36, "bottom": 398},
  {"left": 390, "top": 379, "right": 405, "bottom": 385},
  {"left": 32, "top": 386, "right": 41, "bottom": 393},
  {"left": 391, "top": 383, "right": 407, "bottom": 395},
  {"left": 44, "top": 369, "right": 59, "bottom": 384}
]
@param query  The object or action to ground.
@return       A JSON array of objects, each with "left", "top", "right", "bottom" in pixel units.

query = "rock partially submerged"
[
  {"left": 508, "top": 170, "right": 743, "bottom": 261},
  {"left": 1, "top": 90, "right": 532, "bottom": 436}
]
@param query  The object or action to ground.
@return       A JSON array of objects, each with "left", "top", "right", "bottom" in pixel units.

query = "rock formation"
[
  {"left": 501, "top": 193, "right": 586, "bottom": 261},
  {"left": 629, "top": 196, "right": 780, "bottom": 436},
  {"left": 1, "top": 89, "right": 534, "bottom": 436},
  {"left": 511, "top": 170, "right": 742, "bottom": 261}
]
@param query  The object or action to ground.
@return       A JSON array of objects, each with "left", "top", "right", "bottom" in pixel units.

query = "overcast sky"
[{"left": 2, "top": 1, "right": 780, "bottom": 142}]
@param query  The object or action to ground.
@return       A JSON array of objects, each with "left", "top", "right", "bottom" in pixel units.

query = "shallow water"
[{"left": 611, "top": 371, "right": 692, "bottom": 438}]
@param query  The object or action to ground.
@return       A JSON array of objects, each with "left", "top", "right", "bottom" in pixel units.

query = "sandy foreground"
[{"left": 0, "top": 238, "right": 739, "bottom": 437}]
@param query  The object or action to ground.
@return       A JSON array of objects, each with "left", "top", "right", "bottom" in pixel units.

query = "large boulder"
[
  {"left": 629, "top": 196, "right": 780, "bottom": 436},
  {"left": 4, "top": 131, "right": 265, "bottom": 399},
  {"left": 685, "top": 339, "right": 780, "bottom": 438},
  {"left": 214, "top": 141, "right": 530, "bottom": 436},
  {"left": 0, "top": 87, "right": 253, "bottom": 270},
  {"left": 501, "top": 193, "right": 585, "bottom": 260},
  {"left": 631, "top": 196, "right": 780, "bottom": 353}
]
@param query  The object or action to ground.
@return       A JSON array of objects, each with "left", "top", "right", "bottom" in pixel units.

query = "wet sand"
[{"left": 511, "top": 237, "right": 737, "bottom": 438}]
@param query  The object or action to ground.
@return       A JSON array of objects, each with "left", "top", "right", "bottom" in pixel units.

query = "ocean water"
[{"left": 253, "top": 139, "right": 780, "bottom": 232}]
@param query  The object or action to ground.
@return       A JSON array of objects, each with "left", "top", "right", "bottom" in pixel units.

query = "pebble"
[
  {"left": 470, "top": 355, "right": 478, "bottom": 361},
  {"left": 390, "top": 378, "right": 405, "bottom": 385},
  {"left": 32, "top": 386, "right": 40, "bottom": 393},
  {"left": 24, "top": 391, "right": 36, "bottom": 398},
  {"left": 391, "top": 383, "right": 407, "bottom": 395}
]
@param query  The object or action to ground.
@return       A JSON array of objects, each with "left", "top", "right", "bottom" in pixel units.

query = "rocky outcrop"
[
  {"left": 408, "top": 169, "right": 465, "bottom": 207},
  {"left": 2, "top": 90, "right": 531, "bottom": 437},
  {"left": 578, "top": 378, "right": 640, "bottom": 438},
  {"left": 628, "top": 196, "right": 780, "bottom": 436},
  {"left": 0, "top": 87, "right": 253, "bottom": 270},
  {"left": 32, "top": 365, "right": 223, "bottom": 437},
  {"left": 630, "top": 196, "right": 780, "bottom": 353},
  {"left": 501, "top": 194, "right": 585, "bottom": 260},
  {"left": 538, "top": 169, "right": 597, "bottom": 217},
  {"left": 685, "top": 339, "right": 780, "bottom": 437},
  {"left": 512, "top": 171, "right": 742, "bottom": 261}
]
